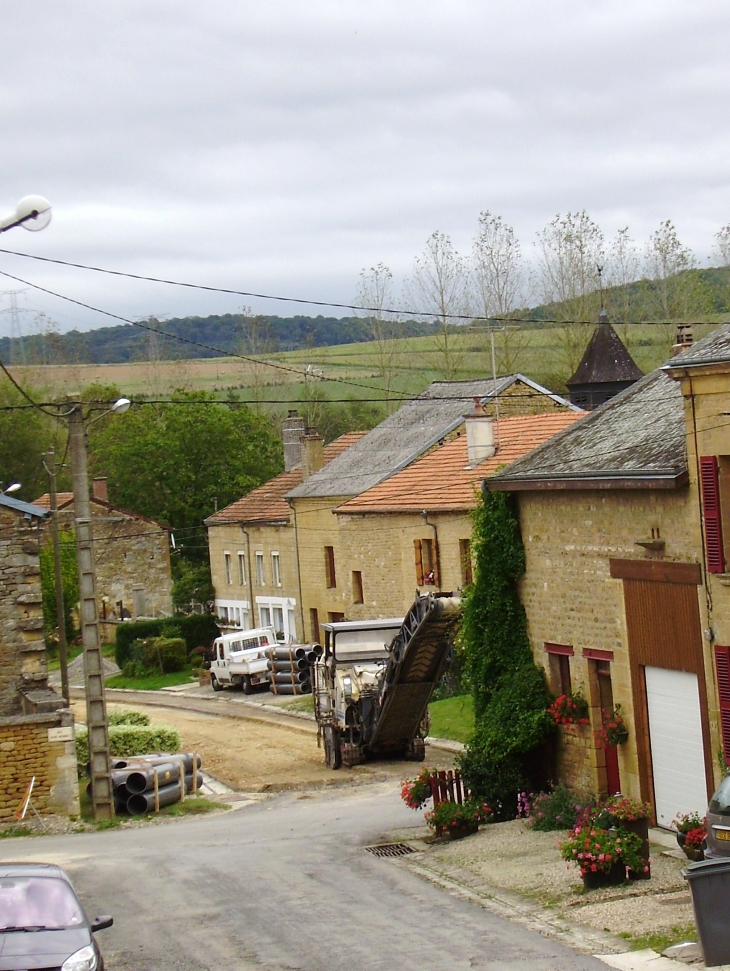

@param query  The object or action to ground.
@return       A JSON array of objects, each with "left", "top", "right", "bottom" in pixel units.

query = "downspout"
[
  {"left": 240, "top": 525, "right": 254, "bottom": 628},
  {"left": 421, "top": 510, "right": 441, "bottom": 589}
]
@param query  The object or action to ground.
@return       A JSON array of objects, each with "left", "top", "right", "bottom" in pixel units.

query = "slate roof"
[
  {"left": 286, "top": 375, "right": 576, "bottom": 500},
  {"left": 566, "top": 322, "right": 643, "bottom": 387},
  {"left": 663, "top": 323, "right": 730, "bottom": 370},
  {"left": 0, "top": 493, "right": 48, "bottom": 519},
  {"left": 205, "top": 432, "right": 366, "bottom": 526},
  {"left": 487, "top": 369, "right": 686, "bottom": 490},
  {"left": 337, "top": 412, "right": 584, "bottom": 514}
]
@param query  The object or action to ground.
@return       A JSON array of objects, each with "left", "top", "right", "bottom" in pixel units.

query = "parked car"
[
  {"left": 0, "top": 863, "right": 112, "bottom": 970},
  {"left": 704, "top": 776, "right": 730, "bottom": 859}
]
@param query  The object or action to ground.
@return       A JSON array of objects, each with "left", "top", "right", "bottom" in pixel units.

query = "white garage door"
[{"left": 644, "top": 666, "right": 707, "bottom": 828}]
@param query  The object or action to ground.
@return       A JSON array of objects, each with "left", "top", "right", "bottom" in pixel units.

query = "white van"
[{"left": 210, "top": 627, "right": 277, "bottom": 694}]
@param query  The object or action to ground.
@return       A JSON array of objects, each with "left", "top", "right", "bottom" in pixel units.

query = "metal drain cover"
[{"left": 365, "top": 842, "right": 416, "bottom": 858}]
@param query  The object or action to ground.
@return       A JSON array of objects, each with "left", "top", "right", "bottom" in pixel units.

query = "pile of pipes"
[
  {"left": 267, "top": 644, "right": 322, "bottom": 695},
  {"left": 88, "top": 753, "right": 203, "bottom": 816}
]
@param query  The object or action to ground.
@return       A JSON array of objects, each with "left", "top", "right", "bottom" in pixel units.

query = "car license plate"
[{"left": 715, "top": 829, "right": 730, "bottom": 841}]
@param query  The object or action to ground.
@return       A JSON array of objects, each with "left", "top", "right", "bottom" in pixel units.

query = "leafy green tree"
[
  {"left": 39, "top": 529, "right": 78, "bottom": 647},
  {"left": 89, "top": 392, "right": 283, "bottom": 561},
  {"left": 0, "top": 378, "right": 58, "bottom": 501}
]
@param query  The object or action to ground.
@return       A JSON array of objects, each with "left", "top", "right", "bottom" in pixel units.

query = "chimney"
[
  {"left": 282, "top": 410, "right": 306, "bottom": 471},
  {"left": 301, "top": 427, "right": 325, "bottom": 481},
  {"left": 464, "top": 398, "right": 496, "bottom": 468},
  {"left": 672, "top": 323, "right": 694, "bottom": 357},
  {"left": 92, "top": 477, "right": 108, "bottom": 501}
]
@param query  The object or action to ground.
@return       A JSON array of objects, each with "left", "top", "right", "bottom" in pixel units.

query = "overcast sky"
[{"left": 1, "top": 1, "right": 729, "bottom": 336}]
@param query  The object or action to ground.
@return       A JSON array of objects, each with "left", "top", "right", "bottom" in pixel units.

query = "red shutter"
[
  {"left": 701, "top": 456, "right": 725, "bottom": 573},
  {"left": 715, "top": 646, "right": 730, "bottom": 765},
  {"left": 414, "top": 540, "right": 424, "bottom": 585}
]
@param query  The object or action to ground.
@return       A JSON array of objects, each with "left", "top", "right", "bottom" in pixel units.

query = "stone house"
[
  {"left": 205, "top": 416, "right": 365, "bottom": 641},
  {"left": 0, "top": 493, "right": 79, "bottom": 819},
  {"left": 487, "top": 326, "right": 730, "bottom": 827},
  {"left": 334, "top": 410, "right": 583, "bottom": 618},
  {"left": 35, "top": 477, "right": 173, "bottom": 625},
  {"left": 287, "top": 375, "right": 578, "bottom": 642}
]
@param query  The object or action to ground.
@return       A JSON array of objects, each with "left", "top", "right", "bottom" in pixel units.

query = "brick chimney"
[
  {"left": 464, "top": 398, "right": 496, "bottom": 468},
  {"left": 301, "top": 428, "right": 324, "bottom": 481},
  {"left": 92, "top": 477, "right": 108, "bottom": 501},
  {"left": 282, "top": 410, "right": 306, "bottom": 472}
]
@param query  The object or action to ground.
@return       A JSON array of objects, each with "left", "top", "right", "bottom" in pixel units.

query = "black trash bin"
[{"left": 683, "top": 857, "right": 730, "bottom": 967}]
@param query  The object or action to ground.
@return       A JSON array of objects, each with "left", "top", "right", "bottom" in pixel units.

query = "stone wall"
[{"left": 0, "top": 710, "right": 79, "bottom": 820}]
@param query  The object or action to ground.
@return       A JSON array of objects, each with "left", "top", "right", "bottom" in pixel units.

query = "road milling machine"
[{"left": 312, "top": 592, "right": 461, "bottom": 768}]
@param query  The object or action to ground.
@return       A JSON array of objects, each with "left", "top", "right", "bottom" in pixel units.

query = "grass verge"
[
  {"left": 619, "top": 923, "right": 697, "bottom": 953},
  {"left": 428, "top": 694, "right": 473, "bottom": 743},
  {"left": 79, "top": 783, "right": 227, "bottom": 824},
  {"left": 105, "top": 664, "right": 196, "bottom": 690}
]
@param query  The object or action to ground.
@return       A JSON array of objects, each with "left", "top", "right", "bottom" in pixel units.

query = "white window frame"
[
  {"left": 214, "top": 599, "right": 251, "bottom": 629},
  {"left": 237, "top": 550, "right": 247, "bottom": 586},
  {"left": 255, "top": 595, "right": 297, "bottom": 642},
  {"left": 224, "top": 551, "right": 232, "bottom": 586},
  {"left": 255, "top": 551, "right": 265, "bottom": 586},
  {"left": 271, "top": 551, "right": 281, "bottom": 587}
]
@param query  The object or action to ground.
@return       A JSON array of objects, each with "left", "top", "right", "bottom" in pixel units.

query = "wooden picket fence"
[{"left": 428, "top": 769, "right": 470, "bottom": 837}]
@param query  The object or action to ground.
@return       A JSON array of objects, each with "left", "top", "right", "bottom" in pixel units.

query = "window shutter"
[
  {"left": 414, "top": 539, "right": 424, "bottom": 585},
  {"left": 715, "top": 646, "right": 730, "bottom": 765},
  {"left": 432, "top": 538, "right": 441, "bottom": 587},
  {"left": 701, "top": 456, "right": 725, "bottom": 573}
]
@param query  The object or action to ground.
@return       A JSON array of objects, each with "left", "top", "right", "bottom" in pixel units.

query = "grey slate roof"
[
  {"left": 487, "top": 369, "right": 686, "bottom": 488},
  {"left": 566, "top": 322, "right": 643, "bottom": 386},
  {"left": 0, "top": 493, "right": 49, "bottom": 519},
  {"left": 287, "top": 375, "right": 575, "bottom": 499},
  {"left": 663, "top": 323, "right": 730, "bottom": 370}
]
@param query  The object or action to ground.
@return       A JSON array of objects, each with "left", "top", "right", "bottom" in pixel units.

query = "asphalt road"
[{"left": 0, "top": 782, "right": 611, "bottom": 971}]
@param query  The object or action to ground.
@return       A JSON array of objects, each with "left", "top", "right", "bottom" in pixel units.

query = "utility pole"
[
  {"left": 44, "top": 449, "right": 70, "bottom": 706},
  {"left": 67, "top": 394, "right": 114, "bottom": 820}
]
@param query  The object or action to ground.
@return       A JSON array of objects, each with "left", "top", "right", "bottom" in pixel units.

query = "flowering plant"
[
  {"left": 516, "top": 791, "right": 533, "bottom": 818},
  {"left": 685, "top": 825, "right": 707, "bottom": 849},
  {"left": 595, "top": 705, "right": 629, "bottom": 748},
  {"left": 604, "top": 795, "right": 651, "bottom": 823},
  {"left": 400, "top": 767, "right": 433, "bottom": 810},
  {"left": 548, "top": 692, "right": 590, "bottom": 727},
  {"left": 674, "top": 811, "right": 706, "bottom": 834},
  {"left": 560, "top": 825, "right": 646, "bottom": 876},
  {"left": 424, "top": 798, "right": 492, "bottom": 834}
]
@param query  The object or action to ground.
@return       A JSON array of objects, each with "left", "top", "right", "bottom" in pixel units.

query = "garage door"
[{"left": 645, "top": 666, "right": 708, "bottom": 827}]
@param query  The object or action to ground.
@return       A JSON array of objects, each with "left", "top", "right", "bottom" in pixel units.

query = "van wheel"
[
  {"left": 211, "top": 673, "right": 223, "bottom": 692},
  {"left": 324, "top": 727, "right": 341, "bottom": 769},
  {"left": 242, "top": 675, "right": 253, "bottom": 695}
]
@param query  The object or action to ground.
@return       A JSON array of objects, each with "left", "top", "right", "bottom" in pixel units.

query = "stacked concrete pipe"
[
  {"left": 88, "top": 753, "right": 203, "bottom": 816},
  {"left": 267, "top": 644, "right": 322, "bottom": 695}
]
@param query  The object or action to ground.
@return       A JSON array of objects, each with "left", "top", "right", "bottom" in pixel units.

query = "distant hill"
[{"left": 0, "top": 313, "right": 436, "bottom": 366}]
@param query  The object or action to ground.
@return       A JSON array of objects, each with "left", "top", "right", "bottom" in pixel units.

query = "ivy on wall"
[
  {"left": 458, "top": 489, "right": 553, "bottom": 819},
  {"left": 39, "top": 530, "right": 78, "bottom": 648}
]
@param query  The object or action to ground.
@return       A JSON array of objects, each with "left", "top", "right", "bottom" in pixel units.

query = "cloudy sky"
[{"left": 0, "top": 1, "right": 729, "bottom": 335}]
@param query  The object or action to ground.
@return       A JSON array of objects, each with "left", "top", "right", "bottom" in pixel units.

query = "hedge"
[
  {"left": 115, "top": 614, "right": 220, "bottom": 667},
  {"left": 76, "top": 723, "right": 181, "bottom": 777},
  {"left": 127, "top": 637, "right": 187, "bottom": 675},
  {"left": 106, "top": 709, "right": 151, "bottom": 727}
]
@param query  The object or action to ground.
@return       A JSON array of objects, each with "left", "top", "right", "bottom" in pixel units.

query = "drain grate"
[{"left": 365, "top": 842, "right": 416, "bottom": 858}]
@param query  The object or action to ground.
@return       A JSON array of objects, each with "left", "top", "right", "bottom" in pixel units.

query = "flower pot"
[
  {"left": 582, "top": 862, "right": 627, "bottom": 890},
  {"left": 676, "top": 831, "right": 687, "bottom": 849},
  {"left": 620, "top": 819, "right": 651, "bottom": 880},
  {"left": 682, "top": 844, "right": 704, "bottom": 862}
]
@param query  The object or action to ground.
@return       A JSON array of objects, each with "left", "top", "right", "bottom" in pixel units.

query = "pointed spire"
[{"left": 566, "top": 304, "right": 643, "bottom": 410}]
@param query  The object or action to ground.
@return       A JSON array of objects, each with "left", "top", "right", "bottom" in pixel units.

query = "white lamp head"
[
  {"left": 0, "top": 195, "right": 52, "bottom": 233},
  {"left": 3, "top": 482, "right": 21, "bottom": 494},
  {"left": 111, "top": 397, "right": 131, "bottom": 415}
]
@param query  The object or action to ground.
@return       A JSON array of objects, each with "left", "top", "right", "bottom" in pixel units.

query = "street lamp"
[
  {"left": 1, "top": 482, "right": 21, "bottom": 494},
  {"left": 0, "top": 195, "right": 52, "bottom": 234},
  {"left": 67, "top": 394, "right": 132, "bottom": 821}
]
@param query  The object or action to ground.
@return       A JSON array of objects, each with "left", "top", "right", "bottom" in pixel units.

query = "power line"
[{"left": 0, "top": 245, "right": 727, "bottom": 326}]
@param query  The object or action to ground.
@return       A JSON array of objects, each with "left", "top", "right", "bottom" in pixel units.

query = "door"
[
  {"left": 644, "top": 666, "right": 708, "bottom": 827},
  {"left": 596, "top": 661, "right": 621, "bottom": 795}
]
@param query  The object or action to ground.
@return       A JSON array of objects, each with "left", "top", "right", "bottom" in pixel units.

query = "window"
[
  {"left": 271, "top": 552, "right": 281, "bottom": 587},
  {"left": 352, "top": 570, "right": 364, "bottom": 604},
  {"left": 255, "top": 551, "right": 265, "bottom": 586},
  {"left": 237, "top": 551, "right": 246, "bottom": 586},
  {"left": 414, "top": 538, "right": 439, "bottom": 586},
  {"left": 272, "top": 606, "right": 284, "bottom": 635},
  {"left": 324, "top": 546, "right": 336, "bottom": 588},
  {"left": 310, "top": 608, "right": 320, "bottom": 643},
  {"left": 260, "top": 605, "right": 272, "bottom": 627},
  {"left": 545, "top": 642, "right": 573, "bottom": 696},
  {"left": 459, "top": 539, "right": 473, "bottom": 586},
  {"left": 328, "top": 611, "right": 345, "bottom": 623},
  {"left": 224, "top": 552, "right": 232, "bottom": 585}
]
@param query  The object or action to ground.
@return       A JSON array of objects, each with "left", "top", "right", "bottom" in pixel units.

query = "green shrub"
[
  {"left": 115, "top": 620, "right": 163, "bottom": 667},
  {"left": 107, "top": 709, "right": 151, "bottom": 727},
  {"left": 130, "top": 636, "right": 187, "bottom": 674},
  {"left": 529, "top": 786, "right": 597, "bottom": 831},
  {"left": 76, "top": 723, "right": 181, "bottom": 776},
  {"left": 115, "top": 615, "right": 220, "bottom": 667},
  {"left": 177, "top": 614, "right": 219, "bottom": 658}
]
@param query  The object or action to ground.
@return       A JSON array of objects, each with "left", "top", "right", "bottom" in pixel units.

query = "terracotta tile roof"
[
  {"left": 34, "top": 493, "right": 74, "bottom": 510},
  {"left": 33, "top": 493, "right": 171, "bottom": 529},
  {"left": 337, "top": 413, "right": 583, "bottom": 514},
  {"left": 206, "top": 431, "right": 366, "bottom": 526}
]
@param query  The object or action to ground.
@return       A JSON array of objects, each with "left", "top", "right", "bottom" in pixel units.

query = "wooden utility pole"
[
  {"left": 67, "top": 395, "right": 114, "bottom": 820},
  {"left": 44, "top": 448, "right": 70, "bottom": 706}
]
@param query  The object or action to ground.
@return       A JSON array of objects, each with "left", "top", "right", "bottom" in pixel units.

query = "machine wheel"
[
  {"left": 211, "top": 673, "right": 223, "bottom": 692},
  {"left": 341, "top": 742, "right": 363, "bottom": 767},
  {"left": 405, "top": 737, "right": 426, "bottom": 761},
  {"left": 324, "top": 727, "right": 342, "bottom": 769},
  {"left": 241, "top": 675, "right": 254, "bottom": 695},
  {"left": 417, "top": 709, "right": 431, "bottom": 740}
]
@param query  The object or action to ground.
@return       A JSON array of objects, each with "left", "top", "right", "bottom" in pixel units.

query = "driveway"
[{"left": 0, "top": 781, "right": 611, "bottom": 970}]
